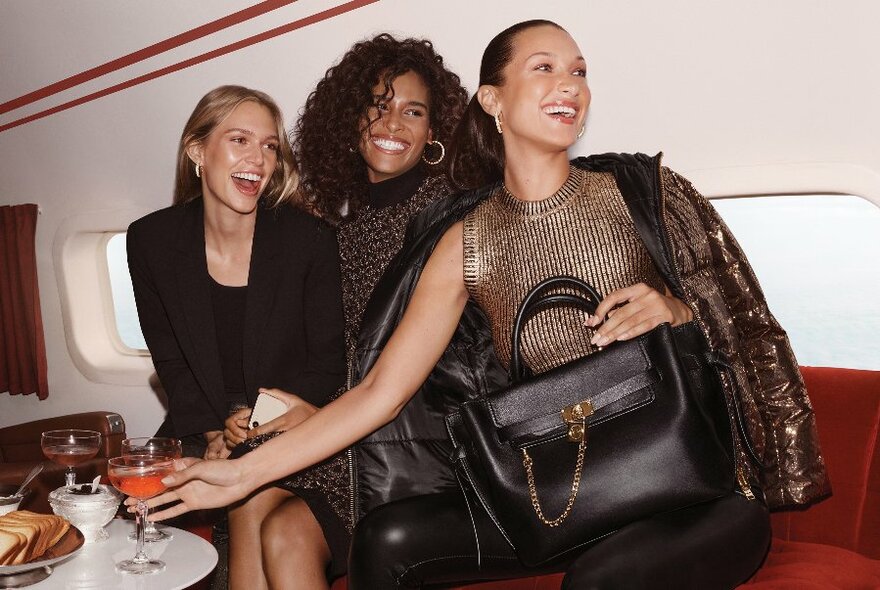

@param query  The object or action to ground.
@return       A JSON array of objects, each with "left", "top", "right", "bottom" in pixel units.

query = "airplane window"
[
  {"left": 712, "top": 195, "right": 880, "bottom": 370},
  {"left": 105, "top": 233, "right": 147, "bottom": 351}
]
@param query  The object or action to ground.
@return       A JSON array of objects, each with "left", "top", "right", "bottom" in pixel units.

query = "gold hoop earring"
[
  {"left": 494, "top": 112, "right": 503, "bottom": 134},
  {"left": 422, "top": 140, "right": 445, "bottom": 165},
  {"left": 195, "top": 163, "right": 201, "bottom": 178},
  {"left": 577, "top": 126, "right": 585, "bottom": 139}
]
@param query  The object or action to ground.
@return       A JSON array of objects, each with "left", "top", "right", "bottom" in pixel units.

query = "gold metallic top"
[{"left": 463, "top": 166, "right": 664, "bottom": 374}]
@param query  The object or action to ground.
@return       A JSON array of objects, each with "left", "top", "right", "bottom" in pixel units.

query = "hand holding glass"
[
  {"left": 41, "top": 429, "right": 102, "bottom": 488},
  {"left": 108, "top": 455, "right": 175, "bottom": 574},
  {"left": 120, "top": 437, "right": 182, "bottom": 542}
]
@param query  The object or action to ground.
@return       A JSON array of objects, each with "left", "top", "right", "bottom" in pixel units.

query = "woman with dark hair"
[
  {"left": 150, "top": 22, "right": 828, "bottom": 589},
  {"left": 216, "top": 35, "right": 469, "bottom": 589}
]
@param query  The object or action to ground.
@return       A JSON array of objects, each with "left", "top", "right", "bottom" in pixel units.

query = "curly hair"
[{"left": 294, "top": 33, "right": 468, "bottom": 224}]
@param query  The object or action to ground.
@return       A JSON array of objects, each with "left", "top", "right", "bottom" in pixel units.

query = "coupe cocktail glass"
[
  {"left": 121, "top": 437, "right": 182, "bottom": 542},
  {"left": 108, "top": 455, "right": 175, "bottom": 574},
  {"left": 41, "top": 429, "right": 102, "bottom": 488}
]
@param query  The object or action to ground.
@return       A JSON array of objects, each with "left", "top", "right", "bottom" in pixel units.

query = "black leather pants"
[{"left": 348, "top": 491, "right": 770, "bottom": 590}]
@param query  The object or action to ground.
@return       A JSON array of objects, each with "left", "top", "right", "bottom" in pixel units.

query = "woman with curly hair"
[{"left": 218, "top": 34, "right": 468, "bottom": 589}]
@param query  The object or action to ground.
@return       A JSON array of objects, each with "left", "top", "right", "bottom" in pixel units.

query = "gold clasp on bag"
[
  {"left": 520, "top": 400, "right": 595, "bottom": 527},
  {"left": 561, "top": 400, "right": 593, "bottom": 442},
  {"left": 521, "top": 399, "right": 593, "bottom": 527}
]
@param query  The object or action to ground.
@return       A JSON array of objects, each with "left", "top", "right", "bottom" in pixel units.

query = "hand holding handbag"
[{"left": 446, "top": 276, "right": 737, "bottom": 566}]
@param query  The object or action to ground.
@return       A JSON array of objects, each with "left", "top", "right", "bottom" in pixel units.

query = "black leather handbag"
[{"left": 446, "top": 275, "right": 738, "bottom": 566}]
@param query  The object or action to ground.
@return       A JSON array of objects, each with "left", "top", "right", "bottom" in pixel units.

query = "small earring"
[
  {"left": 577, "top": 126, "right": 585, "bottom": 139},
  {"left": 494, "top": 112, "right": 503, "bottom": 134},
  {"left": 195, "top": 163, "right": 201, "bottom": 178},
  {"left": 422, "top": 140, "right": 445, "bottom": 165}
]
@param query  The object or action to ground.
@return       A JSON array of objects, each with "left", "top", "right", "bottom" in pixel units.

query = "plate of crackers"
[{"left": 0, "top": 510, "right": 83, "bottom": 574}]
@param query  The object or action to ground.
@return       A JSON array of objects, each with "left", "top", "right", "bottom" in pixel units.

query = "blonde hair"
[{"left": 174, "top": 85, "right": 298, "bottom": 207}]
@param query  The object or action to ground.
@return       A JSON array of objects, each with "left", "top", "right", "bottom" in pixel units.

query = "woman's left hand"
[{"left": 585, "top": 283, "right": 693, "bottom": 347}]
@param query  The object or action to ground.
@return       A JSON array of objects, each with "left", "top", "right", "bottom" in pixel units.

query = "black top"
[
  {"left": 367, "top": 165, "right": 426, "bottom": 209},
  {"left": 127, "top": 200, "right": 346, "bottom": 438},
  {"left": 210, "top": 277, "right": 248, "bottom": 409}
]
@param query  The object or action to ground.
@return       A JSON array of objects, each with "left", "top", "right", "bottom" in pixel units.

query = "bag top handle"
[{"left": 510, "top": 276, "right": 603, "bottom": 381}]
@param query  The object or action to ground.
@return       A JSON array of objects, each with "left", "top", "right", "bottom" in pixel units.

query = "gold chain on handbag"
[{"left": 521, "top": 400, "right": 592, "bottom": 527}]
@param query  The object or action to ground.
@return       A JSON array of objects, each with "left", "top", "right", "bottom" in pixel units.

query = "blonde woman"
[{"left": 127, "top": 85, "right": 345, "bottom": 589}]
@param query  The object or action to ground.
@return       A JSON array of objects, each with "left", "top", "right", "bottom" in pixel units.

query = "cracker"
[
  {"left": 0, "top": 529, "right": 24, "bottom": 566},
  {"left": 0, "top": 510, "right": 72, "bottom": 563}
]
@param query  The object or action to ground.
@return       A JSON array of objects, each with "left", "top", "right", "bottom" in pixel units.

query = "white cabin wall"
[{"left": 1, "top": 0, "right": 878, "bottom": 437}]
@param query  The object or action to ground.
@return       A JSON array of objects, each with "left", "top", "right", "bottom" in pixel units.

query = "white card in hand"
[{"left": 249, "top": 392, "right": 288, "bottom": 429}]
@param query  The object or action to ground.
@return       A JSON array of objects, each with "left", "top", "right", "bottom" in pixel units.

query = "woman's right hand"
[
  {"left": 224, "top": 408, "right": 251, "bottom": 449},
  {"left": 146, "top": 457, "right": 252, "bottom": 521}
]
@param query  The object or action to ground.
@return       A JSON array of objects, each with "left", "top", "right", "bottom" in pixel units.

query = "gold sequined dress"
[{"left": 463, "top": 165, "right": 664, "bottom": 373}]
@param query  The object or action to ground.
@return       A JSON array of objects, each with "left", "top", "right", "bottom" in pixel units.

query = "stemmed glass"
[
  {"left": 41, "top": 429, "right": 102, "bottom": 488},
  {"left": 108, "top": 455, "right": 175, "bottom": 574},
  {"left": 121, "top": 437, "right": 182, "bottom": 542}
]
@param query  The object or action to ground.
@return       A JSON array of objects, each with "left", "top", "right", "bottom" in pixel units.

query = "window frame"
[
  {"left": 54, "top": 207, "right": 154, "bottom": 386},
  {"left": 686, "top": 161, "right": 880, "bottom": 207},
  {"left": 688, "top": 162, "right": 880, "bottom": 370}
]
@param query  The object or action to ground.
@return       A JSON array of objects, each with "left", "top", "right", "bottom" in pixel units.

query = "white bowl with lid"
[{"left": 48, "top": 483, "right": 122, "bottom": 543}]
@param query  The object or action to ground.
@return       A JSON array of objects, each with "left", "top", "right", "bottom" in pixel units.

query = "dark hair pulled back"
[{"left": 448, "top": 20, "right": 563, "bottom": 190}]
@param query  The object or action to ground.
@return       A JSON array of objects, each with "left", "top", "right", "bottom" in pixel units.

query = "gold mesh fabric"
[{"left": 463, "top": 166, "right": 665, "bottom": 374}]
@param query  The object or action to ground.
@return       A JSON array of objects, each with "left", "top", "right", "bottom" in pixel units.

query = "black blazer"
[{"left": 127, "top": 199, "right": 345, "bottom": 439}]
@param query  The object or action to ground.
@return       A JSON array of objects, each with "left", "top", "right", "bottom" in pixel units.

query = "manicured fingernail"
[{"left": 590, "top": 333, "right": 601, "bottom": 345}]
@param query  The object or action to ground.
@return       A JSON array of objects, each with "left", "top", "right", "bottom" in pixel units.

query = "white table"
[{"left": 29, "top": 519, "right": 217, "bottom": 589}]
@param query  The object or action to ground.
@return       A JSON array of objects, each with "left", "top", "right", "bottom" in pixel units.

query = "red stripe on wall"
[
  {"left": 0, "top": 0, "right": 379, "bottom": 134},
  {"left": 0, "top": 0, "right": 294, "bottom": 116}
]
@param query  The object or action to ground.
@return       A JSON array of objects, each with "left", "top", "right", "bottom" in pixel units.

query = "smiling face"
[
  {"left": 358, "top": 70, "right": 433, "bottom": 183},
  {"left": 188, "top": 100, "right": 280, "bottom": 217},
  {"left": 481, "top": 25, "right": 590, "bottom": 154}
]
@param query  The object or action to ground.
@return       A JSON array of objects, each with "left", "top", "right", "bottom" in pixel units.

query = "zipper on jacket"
[
  {"left": 348, "top": 447, "right": 357, "bottom": 522},
  {"left": 737, "top": 466, "right": 756, "bottom": 501},
  {"left": 346, "top": 363, "right": 359, "bottom": 524}
]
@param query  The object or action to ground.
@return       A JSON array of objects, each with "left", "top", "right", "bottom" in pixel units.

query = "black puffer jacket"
[{"left": 350, "top": 181, "right": 509, "bottom": 519}]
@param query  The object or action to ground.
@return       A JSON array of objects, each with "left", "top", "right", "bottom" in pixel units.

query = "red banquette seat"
[{"left": 326, "top": 366, "right": 880, "bottom": 589}]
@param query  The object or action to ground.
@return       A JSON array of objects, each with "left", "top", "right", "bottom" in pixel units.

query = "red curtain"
[{"left": 0, "top": 204, "right": 48, "bottom": 399}]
